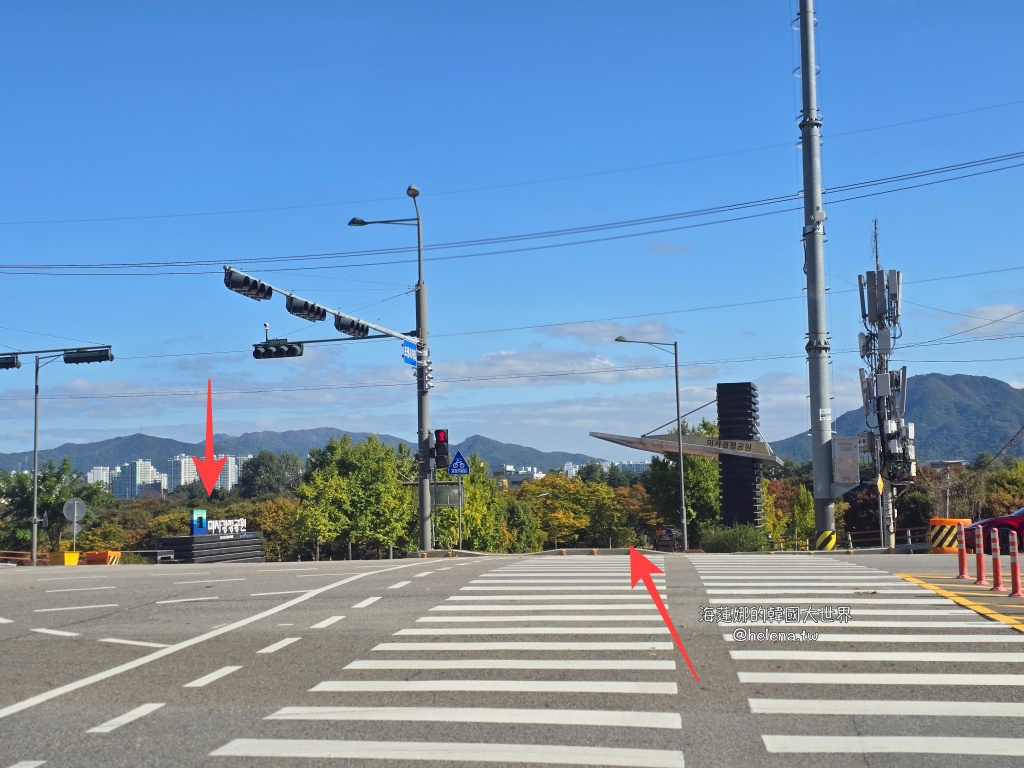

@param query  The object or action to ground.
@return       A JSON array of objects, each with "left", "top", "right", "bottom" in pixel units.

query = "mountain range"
[
  {"left": 770, "top": 373, "right": 1024, "bottom": 463},
  {"left": 0, "top": 428, "right": 604, "bottom": 476}
]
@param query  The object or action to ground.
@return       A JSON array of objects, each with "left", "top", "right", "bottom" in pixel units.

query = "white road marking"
[
  {"left": 257, "top": 637, "right": 301, "bottom": 654},
  {"left": 34, "top": 604, "right": 118, "bottom": 613},
  {"left": 44, "top": 586, "right": 116, "bottom": 593},
  {"left": 0, "top": 617, "right": 13, "bottom": 624},
  {"left": 762, "top": 735, "right": 1024, "bottom": 756},
  {"left": 210, "top": 739, "right": 686, "bottom": 766},
  {"left": 250, "top": 591, "right": 310, "bottom": 596},
  {"left": 31, "top": 628, "right": 80, "bottom": 637},
  {"left": 156, "top": 597, "right": 219, "bottom": 604},
  {"left": 448, "top": 594, "right": 658, "bottom": 601},
  {"left": 417, "top": 615, "right": 662, "bottom": 623},
  {"left": 725, "top": 633, "right": 1024, "bottom": 643},
  {"left": 436, "top": 567, "right": 453, "bottom": 570},
  {"left": 740, "top": 671, "right": 1024, "bottom": 686},
  {"left": 311, "top": 616, "right": 345, "bottom": 629},
  {"left": 36, "top": 576, "right": 107, "bottom": 582},
  {"left": 710, "top": 598, "right": 950, "bottom": 605},
  {"left": 734, "top": 650, "right": 1024, "bottom": 662},
  {"left": 375, "top": 641, "right": 674, "bottom": 651},
  {"left": 174, "top": 578, "right": 245, "bottom": 585},
  {"left": 751, "top": 698, "right": 1024, "bottom": 717},
  {"left": 311, "top": 680, "right": 677, "bottom": 694},
  {"left": 703, "top": 581, "right": 902, "bottom": 587},
  {"left": 461, "top": 586, "right": 666, "bottom": 592},
  {"left": 98, "top": 638, "right": 169, "bottom": 649},
  {"left": 431, "top": 604, "right": 654, "bottom": 611},
  {"left": 388, "top": 581, "right": 411, "bottom": 589},
  {"left": 258, "top": 568, "right": 319, "bottom": 572},
  {"left": 267, "top": 706, "right": 681, "bottom": 729},
  {"left": 395, "top": 627, "right": 669, "bottom": 636},
  {"left": 413, "top": 572, "right": 433, "bottom": 578},
  {"left": 346, "top": 659, "right": 676, "bottom": 670},
  {"left": 184, "top": 666, "right": 243, "bottom": 688},
  {"left": 470, "top": 579, "right": 663, "bottom": 585},
  {"left": 6, "top": 761, "right": 47, "bottom": 767},
  {"left": 147, "top": 572, "right": 208, "bottom": 577},
  {"left": 721, "top": 621, "right": 994, "bottom": 628},
  {"left": 86, "top": 702, "right": 165, "bottom": 734},
  {"left": 352, "top": 597, "right": 381, "bottom": 608},
  {"left": 706, "top": 588, "right": 921, "bottom": 594}
]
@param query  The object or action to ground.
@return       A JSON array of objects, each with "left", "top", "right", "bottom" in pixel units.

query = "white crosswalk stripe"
[
  {"left": 701, "top": 553, "right": 1024, "bottom": 760},
  {"left": 209, "top": 554, "right": 686, "bottom": 766}
]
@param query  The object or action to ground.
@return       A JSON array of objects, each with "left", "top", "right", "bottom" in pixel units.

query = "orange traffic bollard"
[
  {"left": 956, "top": 523, "right": 969, "bottom": 580},
  {"left": 1009, "top": 532, "right": 1023, "bottom": 599},
  {"left": 974, "top": 526, "right": 989, "bottom": 585},
  {"left": 991, "top": 528, "right": 1006, "bottom": 593}
]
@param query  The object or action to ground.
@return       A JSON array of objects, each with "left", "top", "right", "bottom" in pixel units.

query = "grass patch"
[{"left": 698, "top": 523, "right": 770, "bottom": 553}]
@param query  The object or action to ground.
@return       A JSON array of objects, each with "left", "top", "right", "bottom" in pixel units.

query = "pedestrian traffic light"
[
  {"left": 335, "top": 316, "right": 369, "bottom": 338},
  {"left": 63, "top": 348, "right": 114, "bottom": 364},
  {"left": 434, "top": 428, "right": 449, "bottom": 464},
  {"left": 253, "top": 341, "right": 304, "bottom": 359},
  {"left": 224, "top": 267, "right": 273, "bottom": 300},
  {"left": 285, "top": 296, "right": 327, "bottom": 322},
  {"left": 0, "top": 354, "right": 21, "bottom": 369}
]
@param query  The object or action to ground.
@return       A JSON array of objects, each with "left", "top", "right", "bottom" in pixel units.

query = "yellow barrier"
[{"left": 930, "top": 517, "right": 971, "bottom": 554}]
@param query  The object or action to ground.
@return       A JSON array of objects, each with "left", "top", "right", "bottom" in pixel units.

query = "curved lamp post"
[{"left": 615, "top": 336, "right": 688, "bottom": 552}]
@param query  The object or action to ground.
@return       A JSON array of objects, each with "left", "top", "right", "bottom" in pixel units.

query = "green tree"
[
  {"left": 605, "top": 464, "right": 629, "bottom": 488},
  {"left": 517, "top": 475, "right": 589, "bottom": 548},
  {"left": 577, "top": 461, "right": 606, "bottom": 484},
  {"left": 642, "top": 418, "right": 720, "bottom": 530},
  {"left": 499, "top": 497, "right": 543, "bottom": 552},
  {"left": 238, "top": 450, "right": 303, "bottom": 498},
  {"left": 345, "top": 435, "right": 415, "bottom": 557},
  {"left": 294, "top": 467, "right": 349, "bottom": 560}
]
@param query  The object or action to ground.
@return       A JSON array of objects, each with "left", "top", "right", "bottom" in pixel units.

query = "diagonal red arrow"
[
  {"left": 630, "top": 546, "right": 699, "bottom": 682},
  {"left": 191, "top": 380, "right": 227, "bottom": 497}
]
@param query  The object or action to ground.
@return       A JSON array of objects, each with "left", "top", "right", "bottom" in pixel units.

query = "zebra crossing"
[
  {"left": 210, "top": 555, "right": 686, "bottom": 767},
  {"left": 697, "top": 554, "right": 1024, "bottom": 760}
]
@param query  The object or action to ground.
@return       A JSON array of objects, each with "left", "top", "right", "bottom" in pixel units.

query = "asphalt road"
[{"left": 1, "top": 550, "right": 1023, "bottom": 767}]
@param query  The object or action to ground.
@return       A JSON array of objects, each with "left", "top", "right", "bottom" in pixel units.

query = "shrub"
[{"left": 698, "top": 523, "right": 770, "bottom": 553}]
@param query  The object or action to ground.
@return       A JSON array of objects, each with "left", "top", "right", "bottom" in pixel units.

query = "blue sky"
[{"left": 1, "top": 1, "right": 1022, "bottom": 463}]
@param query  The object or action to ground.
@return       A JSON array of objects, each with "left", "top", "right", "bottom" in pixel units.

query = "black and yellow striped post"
[
  {"left": 930, "top": 517, "right": 971, "bottom": 554},
  {"left": 815, "top": 529, "right": 836, "bottom": 551}
]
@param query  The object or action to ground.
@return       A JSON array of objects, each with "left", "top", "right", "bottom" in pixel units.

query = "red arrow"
[
  {"left": 630, "top": 546, "right": 699, "bottom": 682},
  {"left": 191, "top": 380, "right": 227, "bottom": 497}
]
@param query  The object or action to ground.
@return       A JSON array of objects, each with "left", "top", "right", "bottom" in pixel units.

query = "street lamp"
[
  {"left": 0, "top": 346, "right": 114, "bottom": 565},
  {"left": 615, "top": 335, "right": 688, "bottom": 552},
  {"left": 349, "top": 185, "right": 433, "bottom": 551}
]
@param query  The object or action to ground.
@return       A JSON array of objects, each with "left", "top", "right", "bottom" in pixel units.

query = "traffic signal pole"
[{"left": 412, "top": 190, "right": 433, "bottom": 552}]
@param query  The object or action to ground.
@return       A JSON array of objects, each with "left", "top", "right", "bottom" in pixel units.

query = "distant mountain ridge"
[
  {"left": 0, "top": 429, "right": 606, "bottom": 476},
  {"left": 771, "top": 373, "right": 1024, "bottom": 462}
]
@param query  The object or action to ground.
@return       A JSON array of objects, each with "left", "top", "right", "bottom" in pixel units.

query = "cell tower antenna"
[{"left": 873, "top": 218, "right": 881, "bottom": 272}]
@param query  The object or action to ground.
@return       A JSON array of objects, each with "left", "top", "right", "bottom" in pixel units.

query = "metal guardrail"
[{"left": 770, "top": 526, "right": 931, "bottom": 552}]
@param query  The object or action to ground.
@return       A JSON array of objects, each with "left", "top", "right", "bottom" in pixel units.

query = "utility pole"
[
  {"left": 797, "top": 0, "right": 836, "bottom": 550},
  {"left": 857, "top": 221, "right": 917, "bottom": 549}
]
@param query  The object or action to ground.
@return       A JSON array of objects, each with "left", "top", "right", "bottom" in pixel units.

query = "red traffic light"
[{"left": 435, "top": 429, "right": 447, "bottom": 444}]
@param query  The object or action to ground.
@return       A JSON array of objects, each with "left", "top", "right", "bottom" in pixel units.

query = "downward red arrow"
[
  {"left": 191, "top": 380, "right": 227, "bottom": 496},
  {"left": 630, "top": 546, "right": 699, "bottom": 682}
]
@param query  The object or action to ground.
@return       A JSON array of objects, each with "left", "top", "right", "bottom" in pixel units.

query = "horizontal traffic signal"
[
  {"left": 253, "top": 341, "right": 304, "bottom": 359},
  {"left": 286, "top": 296, "right": 327, "bottom": 322},
  {"left": 224, "top": 267, "right": 273, "bottom": 301},
  {"left": 335, "top": 316, "right": 369, "bottom": 338},
  {"left": 0, "top": 354, "right": 21, "bottom": 370},
  {"left": 64, "top": 348, "right": 114, "bottom": 364}
]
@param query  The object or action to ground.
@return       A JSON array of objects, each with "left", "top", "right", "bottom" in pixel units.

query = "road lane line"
[
  {"left": 311, "top": 616, "right": 345, "bottom": 629},
  {"left": 45, "top": 586, "right": 116, "bottom": 593},
  {"left": 710, "top": 598, "right": 950, "bottom": 605},
  {"left": 374, "top": 641, "right": 674, "bottom": 651},
  {"left": 0, "top": 617, "right": 12, "bottom": 624},
  {"left": 98, "top": 638, "right": 170, "bottom": 649},
  {"left": 6, "top": 761, "right": 46, "bottom": 767},
  {"left": 258, "top": 568, "right": 319, "bottom": 572},
  {"left": 147, "top": 572, "right": 208, "bottom": 577},
  {"left": 898, "top": 573, "right": 1024, "bottom": 632},
  {"left": 733, "top": 650, "right": 1024, "bottom": 662},
  {"left": 174, "top": 578, "right": 245, "bottom": 585},
  {"left": 725, "top": 633, "right": 1024, "bottom": 643},
  {"left": 345, "top": 659, "right": 677, "bottom": 670},
  {"left": 388, "top": 581, "right": 411, "bottom": 589},
  {"left": 34, "top": 604, "right": 118, "bottom": 613},
  {"left": 762, "top": 735, "right": 1024, "bottom": 756},
  {"left": 86, "top": 703, "right": 165, "bottom": 734},
  {"left": 156, "top": 597, "right": 219, "bottom": 604},
  {"left": 267, "top": 706, "right": 681, "bottom": 728},
  {"left": 413, "top": 572, "right": 433, "bottom": 578},
  {"left": 311, "top": 680, "right": 677, "bottom": 694},
  {"left": 250, "top": 591, "right": 310, "bottom": 596},
  {"left": 430, "top": 604, "right": 655, "bottom": 611},
  {"left": 395, "top": 627, "right": 669, "bottom": 635},
  {"left": 36, "top": 576, "right": 107, "bottom": 582},
  {"left": 210, "top": 739, "right": 685, "bottom": 766},
  {"left": 706, "top": 588, "right": 921, "bottom": 594},
  {"left": 31, "top": 628, "right": 80, "bottom": 637},
  {"left": 470, "top": 579, "right": 665, "bottom": 585},
  {"left": 750, "top": 699, "right": 1024, "bottom": 716},
  {"left": 257, "top": 637, "right": 301, "bottom": 654},
  {"left": 720, "top": 621, "right": 994, "bottom": 628},
  {"left": 416, "top": 615, "right": 662, "bottom": 622},
  {"left": 740, "top": 672, "right": 1024, "bottom": 685},
  {"left": 0, "top": 561, "right": 424, "bottom": 722},
  {"left": 185, "top": 666, "right": 243, "bottom": 688},
  {"left": 461, "top": 586, "right": 667, "bottom": 592},
  {"left": 352, "top": 597, "right": 381, "bottom": 608}
]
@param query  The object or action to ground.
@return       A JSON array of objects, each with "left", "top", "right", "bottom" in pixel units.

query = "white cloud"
[
  {"left": 542, "top": 320, "right": 678, "bottom": 346},
  {"left": 944, "top": 304, "right": 1024, "bottom": 336}
]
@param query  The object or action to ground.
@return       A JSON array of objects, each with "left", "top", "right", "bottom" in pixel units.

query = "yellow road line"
[{"left": 896, "top": 573, "right": 1024, "bottom": 633}]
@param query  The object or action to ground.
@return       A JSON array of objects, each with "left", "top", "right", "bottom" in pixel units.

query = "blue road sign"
[
  {"left": 402, "top": 340, "right": 417, "bottom": 367},
  {"left": 448, "top": 450, "right": 470, "bottom": 476}
]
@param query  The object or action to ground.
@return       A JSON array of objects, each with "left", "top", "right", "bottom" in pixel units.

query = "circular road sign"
[{"left": 63, "top": 497, "right": 86, "bottom": 522}]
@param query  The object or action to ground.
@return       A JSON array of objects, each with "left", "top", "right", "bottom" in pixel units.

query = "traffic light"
[
  {"left": 253, "top": 341, "right": 304, "bottom": 359},
  {"left": 224, "top": 267, "right": 273, "bottom": 301},
  {"left": 63, "top": 348, "right": 114, "bottom": 364},
  {"left": 424, "top": 359, "right": 434, "bottom": 390},
  {"left": 0, "top": 354, "right": 21, "bottom": 369},
  {"left": 434, "top": 428, "right": 449, "bottom": 465},
  {"left": 335, "top": 316, "right": 369, "bottom": 338},
  {"left": 285, "top": 296, "right": 327, "bottom": 322}
]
